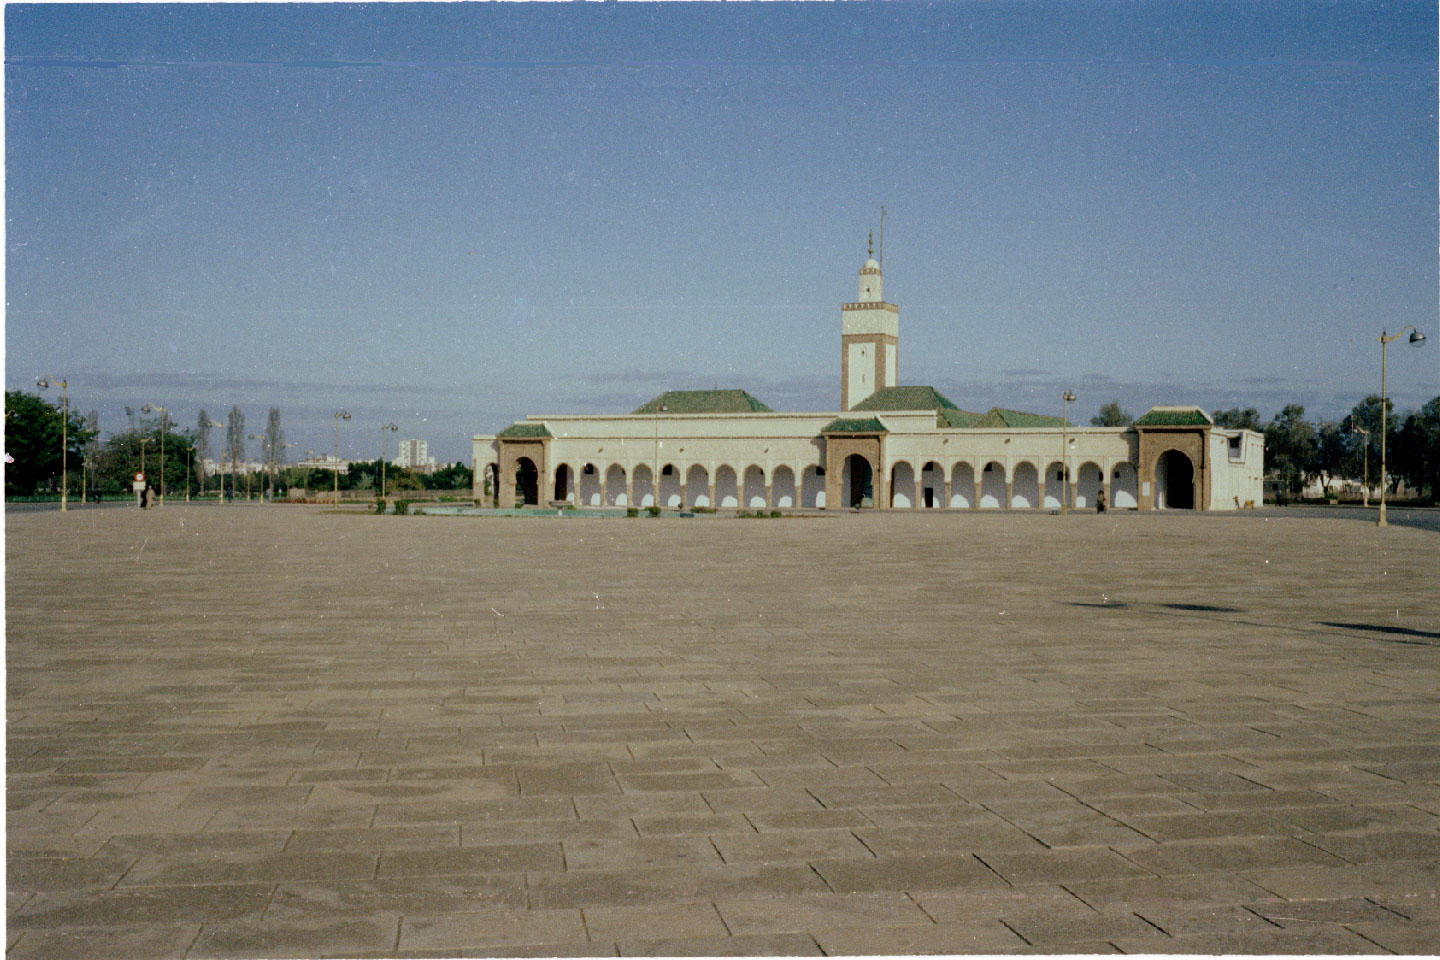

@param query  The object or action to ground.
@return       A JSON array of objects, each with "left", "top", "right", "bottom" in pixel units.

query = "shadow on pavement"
[{"left": 1319, "top": 621, "right": 1440, "bottom": 644}]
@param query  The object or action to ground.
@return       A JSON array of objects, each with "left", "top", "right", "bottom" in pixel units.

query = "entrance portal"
[
  {"left": 514, "top": 457, "right": 539, "bottom": 506},
  {"left": 1155, "top": 450, "right": 1195, "bottom": 509},
  {"left": 844, "top": 454, "right": 873, "bottom": 508}
]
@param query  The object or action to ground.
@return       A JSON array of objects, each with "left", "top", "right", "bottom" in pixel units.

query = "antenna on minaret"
[{"left": 878, "top": 205, "right": 886, "bottom": 267}]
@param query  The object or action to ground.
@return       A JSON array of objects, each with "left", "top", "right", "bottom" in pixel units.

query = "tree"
[
  {"left": 225, "top": 406, "right": 245, "bottom": 481},
  {"left": 196, "top": 409, "right": 212, "bottom": 484},
  {"left": 4, "top": 390, "right": 95, "bottom": 497},
  {"left": 1090, "top": 402, "right": 1132, "bottom": 427},
  {"left": 92, "top": 424, "right": 197, "bottom": 497},
  {"left": 1264, "top": 404, "right": 1318, "bottom": 496},
  {"left": 1394, "top": 396, "right": 1440, "bottom": 503},
  {"left": 1314, "top": 421, "right": 1348, "bottom": 488},
  {"left": 261, "top": 407, "right": 284, "bottom": 494},
  {"left": 1212, "top": 407, "right": 1262, "bottom": 430},
  {"left": 428, "top": 462, "right": 474, "bottom": 490}
]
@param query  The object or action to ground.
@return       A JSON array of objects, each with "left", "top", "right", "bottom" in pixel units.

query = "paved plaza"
[{"left": 7, "top": 505, "right": 1439, "bottom": 958}]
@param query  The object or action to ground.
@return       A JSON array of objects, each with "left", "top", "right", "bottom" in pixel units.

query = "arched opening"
[
  {"left": 632, "top": 464, "right": 654, "bottom": 507},
  {"left": 579, "top": 462, "right": 602, "bottom": 507},
  {"left": 1155, "top": 450, "right": 1195, "bottom": 509},
  {"left": 1011, "top": 462, "right": 1040, "bottom": 509},
  {"left": 715, "top": 465, "right": 739, "bottom": 509},
  {"left": 1043, "top": 461, "right": 1065, "bottom": 511},
  {"left": 980, "top": 461, "right": 1006, "bottom": 508},
  {"left": 772, "top": 466, "right": 796, "bottom": 508},
  {"left": 604, "top": 464, "right": 627, "bottom": 507},
  {"left": 553, "top": 464, "right": 573, "bottom": 504},
  {"left": 484, "top": 463, "right": 500, "bottom": 506},
  {"left": 801, "top": 465, "right": 826, "bottom": 508},
  {"left": 659, "top": 463, "right": 682, "bottom": 508},
  {"left": 743, "top": 466, "right": 767, "bottom": 508},
  {"left": 890, "top": 461, "right": 915, "bottom": 508},
  {"left": 1112, "top": 463, "right": 1138, "bottom": 509},
  {"left": 514, "top": 457, "right": 539, "bottom": 507},
  {"left": 950, "top": 463, "right": 974, "bottom": 509},
  {"left": 1076, "top": 462, "right": 1103, "bottom": 510},
  {"left": 685, "top": 465, "right": 710, "bottom": 508},
  {"left": 920, "top": 461, "right": 944, "bottom": 508},
  {"left": 842, "top": 455, "right": 874, "bottom": 508}
]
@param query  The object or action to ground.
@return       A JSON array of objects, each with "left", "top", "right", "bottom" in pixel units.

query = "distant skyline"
[{"left": 6, "top": 2, "right": 1437, "bottom": 464}]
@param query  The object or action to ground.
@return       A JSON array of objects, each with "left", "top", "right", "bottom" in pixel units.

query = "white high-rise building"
[{"left": 395, "top": 439, "right": 437, "bottom": 474}]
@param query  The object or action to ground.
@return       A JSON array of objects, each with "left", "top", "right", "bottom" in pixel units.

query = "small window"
[
  {"left": 662, "top": 465, "right": 674, "bottom": 476},
  {"left": 816, "top": 467, "right": 825, "bottom": 477},
  {"left": 583, "top": 464, "right": 596, "bottom": 475},
  {"left": 1228, "top": 435, "right": 1243, "bottom": 460}
]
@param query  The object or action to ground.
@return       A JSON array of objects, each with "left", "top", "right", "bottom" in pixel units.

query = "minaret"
[{"left": 840, "top": 232, "right": 899, "bottom": 410}]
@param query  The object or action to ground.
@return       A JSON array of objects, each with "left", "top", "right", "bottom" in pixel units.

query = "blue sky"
[{"left": 6, "top": 2, "right": 1436, "bottom": 464}]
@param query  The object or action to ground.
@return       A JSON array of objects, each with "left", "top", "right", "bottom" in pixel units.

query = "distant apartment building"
[
  {"left": 295, "top": 453, "right": 349, "bottom": 474},
  {"left": 394, "top": 439, "right": 437, "bottom": 474}
]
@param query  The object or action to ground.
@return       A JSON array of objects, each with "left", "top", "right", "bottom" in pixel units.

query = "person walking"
[{"left": 1095, "top": 486, "right": 1107, "bottom": 513}]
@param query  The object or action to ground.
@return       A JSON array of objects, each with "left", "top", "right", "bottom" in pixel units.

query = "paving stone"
[
  {"left": 526, "top": 864, "right": 828, "bottom": 909},
  {"left": 976, "top": 848, "right": 1153, "bottom": 884},
  {"left": 711, "top": 827, "right": 872, "bottom": 863},
  {"left": 4, "top": 923, "right": 201, "bottom": 960},
  {"left": 716, "top": 891, "right": 932, "bottom": 934},
  {"left": 377, "top": 842, "right": 563, "bottom": 877},
  {"left": 812, "top": 852, "right": 1009, "bottom": 893},
  {"left": 1119, "top": 837, "right": 1346, "bottom": 875},
  {"left": 582, "top": 902, "right": 728, "bottom": 941},
  {"left": 1345, "top": 918, "right": 1440, "bottom": 953},
  {"left": 263, "top": 876, "right": 528, "bottom": 920},
  {"left": 12, "top": 885, "right": 273, "bottom": 928},
  {"left": 187, "top": 916, "right": 400, "bottom": 959},
  {"left": 811, "top": 919, "right": 1027, "bottom": 955},
  {"left": 616, "top": 932, "right": 822, "bottom": 955},
  {"left": 397, "top": 907, "right": 587, "bottom": 951}
]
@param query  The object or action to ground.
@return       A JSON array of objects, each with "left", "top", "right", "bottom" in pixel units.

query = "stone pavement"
[{"left": 6, "top": 505, "right": 1438, "bottom": 958}]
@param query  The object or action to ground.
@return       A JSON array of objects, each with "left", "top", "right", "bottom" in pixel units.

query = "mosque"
[{"left": 473, "top": 243, "right": 1264, "bottom": 512}]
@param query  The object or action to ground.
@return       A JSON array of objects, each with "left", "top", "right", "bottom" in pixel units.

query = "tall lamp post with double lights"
[
  {"left": 35, "top": 376, "right": 70, "bottom": 511},
  {"left": 379, "top": 423, "right": 398, "bottom": 500},
  {"left": 1377, "top": 326, "right": 1427, "bottom": 526},
  {"left": 141, "top": 404, "right": 168, "bottom": 504},
  {"left": 1350, "top": 425, "right": 1370, "bottom": 508},
  {"left": 1060, "top": 391, "right": 1076, "bottom": 513},
  {"left": 333, "top": 410, "right": 351, "bottom": 505}
]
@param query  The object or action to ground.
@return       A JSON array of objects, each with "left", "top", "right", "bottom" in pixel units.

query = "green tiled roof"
[
  {"left": 821, "top": 417, "right": 888, "bottom": 434},
  {"left": 632, "top": 389, "right": 773, "bottom": 415},
  {"left": 852, "top": 385, "right": 962, "bottom": 412},
  {"left": 972, "top": 407, "right": 1069, "bottom": 428},
  {"left": 497, "top": 422, "right": 552, "bottom": 439},
  {"left": 1134, "top": 406, "right": 1212, "bottom": 427},
  {"left": 939, "top": 408, "right": 985, "bottom": 428}
]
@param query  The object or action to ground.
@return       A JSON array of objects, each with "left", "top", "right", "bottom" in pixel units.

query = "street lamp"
[
  {"left": 379, "top": 423, "right": 398, "bottom": 500},
  {"left": 141, "top": 404, "right": 168, "bottom": 504},
  {"left": 1350, "top": 425, "right": 1370, "bottom": 508},
  {"left": 1060, "top": 390, "right": 1076, "bottom": 513},
  {"left": 333, "top": 410, "right": 351, "bottom": 505},
  {"left": 1377, "top": 326, "right": 1427, "bottom": 527},
  {"left": 35, "top": 376, "right": 70, "bottom": 511}
]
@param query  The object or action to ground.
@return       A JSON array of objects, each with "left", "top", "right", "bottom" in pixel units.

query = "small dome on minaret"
[{"left": 858, "top": 257, "right": 882, "bottom": 302}]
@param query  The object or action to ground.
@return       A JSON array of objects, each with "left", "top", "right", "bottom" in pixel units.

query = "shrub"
[
  {"left": 770, "top": 510, "right": 782, "bottom": 518},
  {"left": 394, "top": 499, "right": 411, "bottom": 516},
  {"left": 375, "top": 498, "right": 386, "bottom": 515},
  {"left": 646, "top": 505, "right": 661, "bottom": 517},
  {"left": 626, "top": 507, "right": 639, "bottom": 517}
]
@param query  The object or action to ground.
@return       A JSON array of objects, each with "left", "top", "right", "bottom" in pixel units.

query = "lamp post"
[
  {"left": 1350, "top": 425, "right": 1370, "bottom": 508},
  {"left": 185, "top": 446, "right": 193, "bottom": 501},
  {"left": 379, "top": 423, "right": 398, "bottom": 500},
  {"left": 141, "top": 404, "right": 168, "bottom": 504},
  {"left": 333, "top": 410, "right": 351, "bottom": 505},
  {"left": 653, "top": 403, "right": 667, "bottom": 509},
  {"left": 35, "top": 376, "right": 69, "bottom": 511},
  {"left": 1377, "top": 326, "right": 1427, "bottom": 527},
  {"left": 1060, "top": 390, "right": 1076, "bottom": 513}
]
